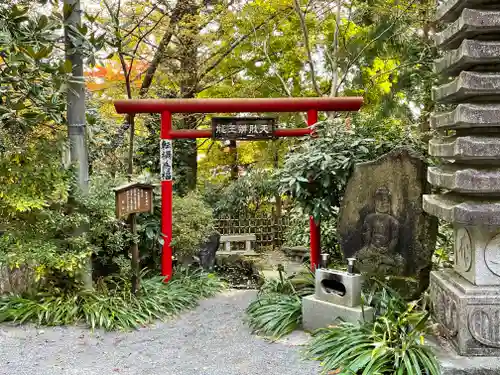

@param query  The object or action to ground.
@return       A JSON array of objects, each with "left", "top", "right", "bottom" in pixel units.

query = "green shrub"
[
  {"left": 246, "top": 294, "right": 302, "bottom": 339},
  {"left": 434, "top": 221, "right": 453, "bottom": 269},
  {"left": 245, "top": 266, "right": 314, "bottom": 339},
  {"left": 172, "top": 191, "right": 215, "bottom": 258},
  {"left": 0, "top": 173, "right": 133, "bottom": 289},
  {"left": 279, "top": 119, "right": 424, "bottom": 222},
  {"left": 306, "top": 283, "right": 440, "bottom": 375},
  {"left": 0, "top": 268, "right": 224, "bottom": 330},
  {"left": 139, "top": 189, "right": 215, "bottom": 265},
  {"left": 204, "top": 169, "right": 279, "bottom": 217},
  {"left": 283, "top": 206, "right": 340, "bottom": 258}
]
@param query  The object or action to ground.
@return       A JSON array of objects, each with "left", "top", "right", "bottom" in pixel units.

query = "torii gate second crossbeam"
[{"left": 114, "top": 97, "right": 363, "bottom": 281}]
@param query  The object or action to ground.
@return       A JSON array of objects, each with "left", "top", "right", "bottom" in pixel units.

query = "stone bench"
[{"left": 219, "top": 234, "right": 256, "bottom": 255}]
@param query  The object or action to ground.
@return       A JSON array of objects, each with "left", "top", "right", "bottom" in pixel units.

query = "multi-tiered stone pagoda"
[{"left": 424, "top": 0, "right": 500, "bottom": 356}]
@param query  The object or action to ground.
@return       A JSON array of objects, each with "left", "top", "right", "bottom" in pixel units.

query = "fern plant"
[
  {"left": 246, "top": 265, "right": 314, "bottom": 339},
  {"left": 306, "top": 282, "right": 440, "bottom": 375}
]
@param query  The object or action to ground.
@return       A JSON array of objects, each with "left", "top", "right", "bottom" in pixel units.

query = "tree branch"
[
  {"left": 138, "top": 0, "right": 186, "bottom": 97},
  {"left": 123, "top": 5, "right": 159, "bottom": 39},
  {"left": 335, "top": 0, "right": 418, "bottom": 92},
  {"left": 293, "top": 0, "right": 321, "bottom": 96},
  {"left": 195, "top": 9, "right": 286, "bottom": 91}
]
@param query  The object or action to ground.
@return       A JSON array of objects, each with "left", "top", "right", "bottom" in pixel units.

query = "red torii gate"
[{"left": 114, "top": 97, "right": 363, "bottom": 281}]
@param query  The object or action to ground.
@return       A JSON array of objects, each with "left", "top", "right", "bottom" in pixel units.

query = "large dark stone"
[
  {"left": 198, "top": 233, "right": 220, "bottom": 271},
  {"left": 338, "top": 148, "right": 438, "bottom": 295}
]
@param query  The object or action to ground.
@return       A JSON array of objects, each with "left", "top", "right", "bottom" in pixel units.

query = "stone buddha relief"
[
  {"left": 338, "top": 148, "right": 438, "bottom": 295},
  {"left": 354, "top": 187, "right": 405, "bottom": 276}
]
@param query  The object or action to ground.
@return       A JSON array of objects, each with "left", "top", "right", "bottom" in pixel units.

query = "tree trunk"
[
  {"left": 273, "top": 140, "right": 282, "bottom": 249},
  {"left": 229, "top": 140, "right": 238, "bottom": 180},
  {"left": 64, "top": 0, "right": 92, "bottom": 289},
  {"left": 177, "top": 0, "right": 199, "bottom": 193}
]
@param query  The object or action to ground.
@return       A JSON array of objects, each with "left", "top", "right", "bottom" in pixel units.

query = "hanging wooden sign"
[
  {"left": 114, "top": 182, "right": 154, "bottom": 218},
  {"left": 212, "top": 117, "right": 276, "bottom": 140}
]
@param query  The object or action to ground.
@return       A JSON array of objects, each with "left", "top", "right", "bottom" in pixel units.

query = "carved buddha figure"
[{"left": 355, "top": 187, "right": 404, "bottom": 275}]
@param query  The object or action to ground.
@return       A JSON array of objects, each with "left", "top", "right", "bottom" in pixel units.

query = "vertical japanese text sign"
[{"left": 160, "top": 139, "right": 173, "bottom": 181}]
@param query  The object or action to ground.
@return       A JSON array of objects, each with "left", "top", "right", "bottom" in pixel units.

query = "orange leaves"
[{"left": 85, "top": 60, "right": 148, "bottom": 93}]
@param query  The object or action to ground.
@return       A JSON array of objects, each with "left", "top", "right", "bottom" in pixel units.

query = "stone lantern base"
[{"left": 430, "top": 270, "right": 500, "bottom": 356}]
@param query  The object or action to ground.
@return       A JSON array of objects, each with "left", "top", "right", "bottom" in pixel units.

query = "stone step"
[
  {"left": 434, "top": 39, "right": 500, "bottom": 76},
  {"left": 436, "top": 9, "right": 500, "bottom": 50},
  {"left": 433, "top": 71, "right": 500, "bottom": 104},
  {"left": 428, "top": 165, "right": 500, "bottom": 194},
  {"left": 431, "top": 103, "right": 500, "bottom": 130},
  {"left": 435, "top": 0, "right": 500, "bottom": 23},
  {"left": 429, "top": 135, "right": 500, "bottom": 162},
  {"left": 423, "top": 194, "right": 500, "bottom": 225}
]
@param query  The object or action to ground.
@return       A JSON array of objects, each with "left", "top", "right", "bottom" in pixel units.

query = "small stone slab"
[
  {"left": 428, "top": 165, "right": 500, "bottom": 194},
  {"left": 423, "top": 194, "right": 500, "bottom": 225},
  {"left": 302, "top": 295, "right": 374, "bottom": 332},
  {"left": 220, "top": 234, "right": 256, "bottom": 242},
  {"left": 436, "top": 9, "right": 500, "bottom": 50},
  {"left": 429, "top": 135, "right": 500, "bottom": 161},
  {"left": 217, "top": 250, "right": 258, "bottom": 256},
  {"left": 434, "top": 40, "right": 500, "bottom": 76},
  {"left": 433, "top": 71, "right": 500, "bottom": 104},
  {"left": 435, "top": 0, "right": 500, "bottom": 23},
  {"left": 431, "top": 104, "right": 500, "bottom": 129}
]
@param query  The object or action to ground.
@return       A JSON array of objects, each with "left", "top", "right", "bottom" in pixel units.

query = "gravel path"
[{"left": 0, "top": 290, "right": 320, "bottom": 375}]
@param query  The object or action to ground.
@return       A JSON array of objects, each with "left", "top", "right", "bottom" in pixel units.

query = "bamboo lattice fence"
[{"left": 215, "top": 215, "right": 290, "bottom": 249}]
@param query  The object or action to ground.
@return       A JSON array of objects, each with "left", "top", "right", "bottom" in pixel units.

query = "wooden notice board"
[{"left": 113, "top": 182, "right": 154, "bottom": 218}]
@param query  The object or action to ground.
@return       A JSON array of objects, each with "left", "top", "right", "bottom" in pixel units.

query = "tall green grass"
[
  {"left": 305, "top": 281, "right": 440, "bottom": 375},
  {"left": 245, "top": 266, "right": 314, "bottom": 339},
  {"left": 0, "top": 268, "right": 224, "bottom": 330}
]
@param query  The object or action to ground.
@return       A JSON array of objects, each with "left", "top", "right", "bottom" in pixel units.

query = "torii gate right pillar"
[{"left": 307, "top": 109, "right": 320, "bottom": 270}]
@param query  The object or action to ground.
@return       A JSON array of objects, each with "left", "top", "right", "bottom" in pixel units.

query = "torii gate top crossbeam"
[{"left": 114, "top": 97, "right": 363, "bottom": 114}]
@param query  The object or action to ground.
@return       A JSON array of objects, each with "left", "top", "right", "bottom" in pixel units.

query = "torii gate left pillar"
[{"left": 114, "top": 97, "right": 363, "bottom": 281}]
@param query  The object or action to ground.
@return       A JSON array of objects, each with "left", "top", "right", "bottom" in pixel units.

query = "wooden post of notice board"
[{"left": 114, "top": 182, "right": 154, "bottom": 294}]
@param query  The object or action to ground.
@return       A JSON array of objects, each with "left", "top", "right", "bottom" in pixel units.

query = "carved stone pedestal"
[
  {"left": 302, "top": 268, "right": 373, "bottom": 331},
  {"left": 431, "top": 270, "right": 500, "bottom": 356},
  {"left": 424, "top": 0, "right": 500, "bottom": 358}
]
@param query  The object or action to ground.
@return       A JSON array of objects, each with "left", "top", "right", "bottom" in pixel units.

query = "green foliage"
[
  {"left": 138, "top": 189, "right": 216, "bottom": 266},
  {"left": 0, "top": 173, "right": 133, "bottom": 288},
  {"left": 0, "top": 4, "right": 67, "bottom": 132},
  {"left": 306, "top": 283, "right": 440, "bottom": 375},
  {"left": 283, "top": 206, "right": 340, "bottom": 258},
  {"left": 279, "top": 118, "right": 424, "bottom": 222},
  {"left": 0, "top": 268, "right": 224, "bottom": 330},
  {"left": 246, "top": 294, "right": 302, "bottom": 339},
  {"left": 245, "top": 266, "right": 314, "bottom": 339},
  {"left": 258, "top": 266, "right": 315, "bottom": 298},
  {"left": 433, "top": 221, "right": 453, "bottom": 269},
  {"left": 204, "top": 169, "right": 280, "bottom": 217},
  {"left": 171, "top": 191, "right": 216, "bottom": 257},
  {"left": 0, "top": 3, "right": 70, "bottom": 220}
]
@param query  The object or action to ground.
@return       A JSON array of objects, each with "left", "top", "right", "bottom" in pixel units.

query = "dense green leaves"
[
  {"left": 0, "top": 4, "right": 67, "bottom": 132},
  {"left": 306, "top": 283, "right": 440, "bottom": 375},
  {"left": 0, "top": 174, "right": 132, "bottom": 288},
  {"left": 205, "top": 169, "right": 280, "bottom": 217},
  {"left": 246, "top": 294, "right": 302, "bottom": 339},
  {"left": 0, "top": 269, "right": 224, "bottom": 330},
  {"left": 279, "top": 118, "right": 424, "bottom": 222},
  {"left": 245, "top": 267, "right": 314, "bottom": 339}
]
